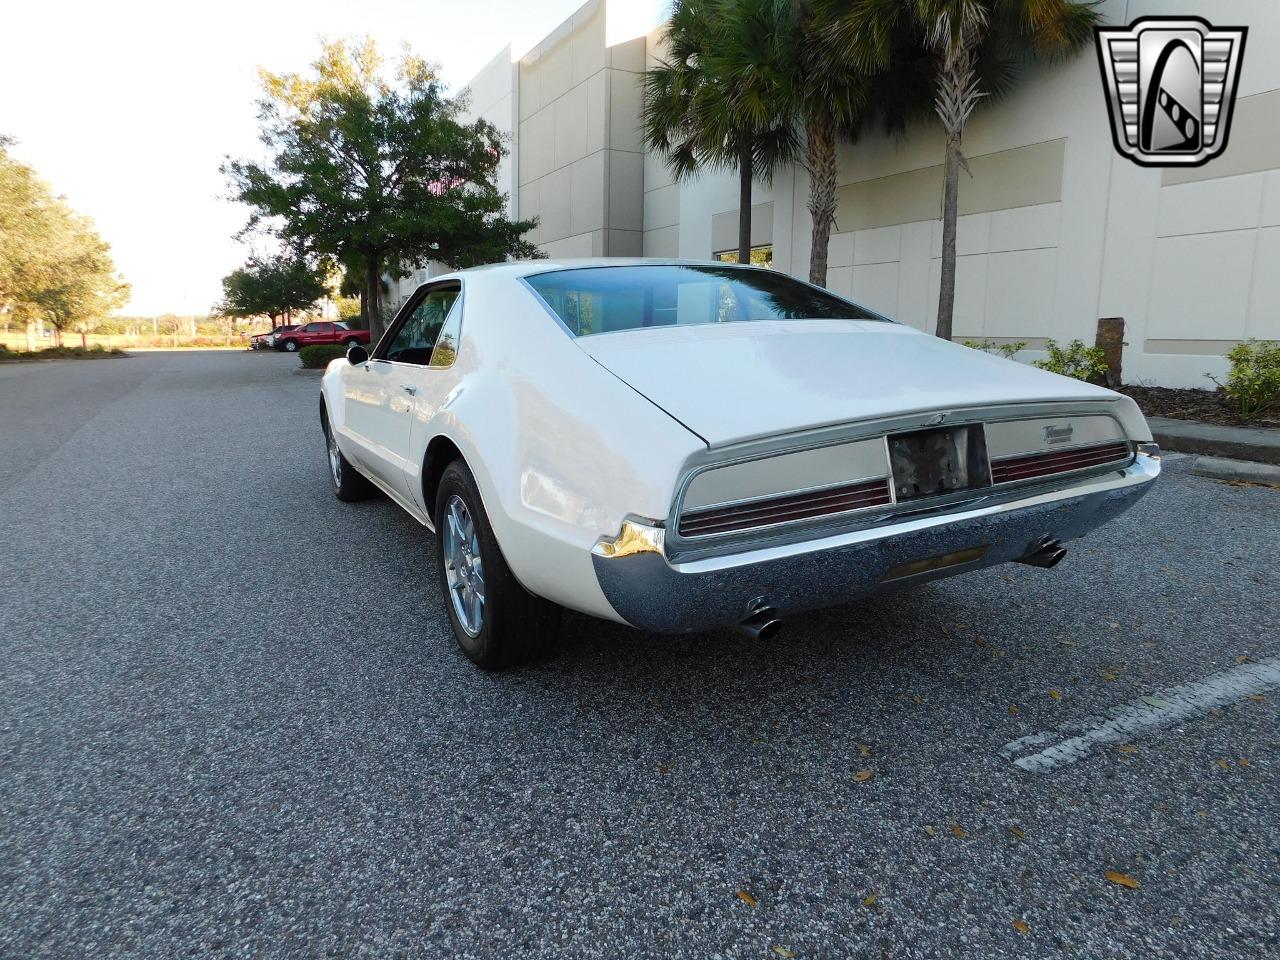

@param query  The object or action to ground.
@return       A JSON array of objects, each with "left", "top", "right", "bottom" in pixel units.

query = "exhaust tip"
[
  {"left": 1016, "top": 537, "right": 1068, "bottom": 568},
  {"left": 738, "top": 607, "right": 782, "bottom": 641},
  {"left": 755, "top": 618, "right": 782, "bottom": 642}
]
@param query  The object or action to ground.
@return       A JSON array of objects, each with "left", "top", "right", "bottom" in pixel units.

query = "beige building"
[{"left": 394, "top": 0, "right": 1280, "bottom": 388}]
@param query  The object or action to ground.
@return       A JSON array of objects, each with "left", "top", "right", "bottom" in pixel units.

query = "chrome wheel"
[
  {"left": 326, "top": 426, "right": 342, "bottom": 485},
  {"left": 443, "top": 494, "right": 485, "bottom": 637}
]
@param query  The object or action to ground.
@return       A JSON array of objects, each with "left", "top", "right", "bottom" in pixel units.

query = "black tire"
[
  {"left": 323, "top": 414, "right": 374, "bottom": 502},
  {"left": 343, "top": 337, "right": 360, "bottom": 347},
  {"left": 281, "top": 339, "right": 299, "bottom": 352},
  {"left": 434, "top": 459, "right": 560, "bottom": 669}
]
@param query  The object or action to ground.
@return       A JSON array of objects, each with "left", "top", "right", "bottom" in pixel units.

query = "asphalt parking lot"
[{"left": 1, "top": 349, "right": 1277, "bottom": 959}]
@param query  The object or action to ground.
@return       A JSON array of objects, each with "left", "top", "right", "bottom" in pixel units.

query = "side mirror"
[{"left": 346, "top": 343, "right": 369, "bottom": 366}]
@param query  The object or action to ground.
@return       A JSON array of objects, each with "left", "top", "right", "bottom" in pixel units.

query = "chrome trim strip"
[
  {"left": 883, "top": 434, "right": 899, "bottom": 506},
  {"left": 989, "top": 437, "right": 1133, "bottom": 464}
]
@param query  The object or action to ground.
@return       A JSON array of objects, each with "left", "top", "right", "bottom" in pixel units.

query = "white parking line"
[{"left": 1002, "top": 657, "right": 1280, "bottom": 773}]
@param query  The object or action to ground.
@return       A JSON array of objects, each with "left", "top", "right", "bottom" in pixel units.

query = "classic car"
[{"left": 319, "top": 259, "right": 1160, "bottom": 669}]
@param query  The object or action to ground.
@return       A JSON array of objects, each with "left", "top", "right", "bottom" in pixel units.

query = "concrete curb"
[
  {"left": 1147, "top": 416, "right": 1280, "bottom": 466},
  {"left": 1190, "top": 456, "right": 1280, "bottom": 487}
]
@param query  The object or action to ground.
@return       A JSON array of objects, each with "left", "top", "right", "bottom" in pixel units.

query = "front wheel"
[
  {"left": 281, "top": 339, "right": 299, "bottom": 352},
  {"left": 343, "top": 337, "right": 360, "bottom": 347},
  {"left": 435, "top": 460, "right": 560, "bottom": 669}
]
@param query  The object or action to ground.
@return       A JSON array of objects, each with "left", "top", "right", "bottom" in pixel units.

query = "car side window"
[
  {"left": 384, "top": 287, "right": 460, "bottom": 365},
  {"left": 428, "top": 299, "right": 462, "bottom": 368},
  {"left": 304, "top": 322, "right": 323, "bottom": 332}
]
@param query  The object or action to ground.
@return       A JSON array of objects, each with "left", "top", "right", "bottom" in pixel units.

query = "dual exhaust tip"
[
  {"left": 1018, "top": 535, "right": 1068, "bottom": 569},
  {"left": 739, "top": 597, "right": 783, "bottom": 641}
]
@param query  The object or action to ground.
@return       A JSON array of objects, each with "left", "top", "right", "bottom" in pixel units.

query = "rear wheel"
[
  {"left": 324, "top": 414, "right": 373, "bottom": 501},
  {"left": 435, "top": 459, "right": 560, "bottom": 669}
]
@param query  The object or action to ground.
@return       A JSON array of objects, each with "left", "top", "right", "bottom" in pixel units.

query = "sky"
[{"left": 3, "top": 0, "right": 664, "bottom": 316}]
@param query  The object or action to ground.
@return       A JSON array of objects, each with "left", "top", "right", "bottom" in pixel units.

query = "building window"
[{"left": 713, "top": 244, "right": 773, "bottom": 267}]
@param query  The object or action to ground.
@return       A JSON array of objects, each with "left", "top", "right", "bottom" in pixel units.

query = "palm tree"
[
  {"left": 792, "top": 1, "right": 941, "bottom": 287},
  {"left": 642, "top": 0, "right": 799, "bottom": 265},
  {"left": 832, "top": 0, "right": 1096, "bottom": 339},
  {"left": 749, "top": 0, "right": 872, "bottom": 288}
]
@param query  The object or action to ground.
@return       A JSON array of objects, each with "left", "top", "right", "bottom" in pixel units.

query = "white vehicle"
[{"left": 320, "top": 259, "right": 1160, "bottom": 669}]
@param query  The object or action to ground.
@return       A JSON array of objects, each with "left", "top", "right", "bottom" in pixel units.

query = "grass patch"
[
  {"left": 0, "top": 344, "right": 127, "bottom": 362},
  {"left": 298, "top": 344, "right": 349, "bottom": 369}
]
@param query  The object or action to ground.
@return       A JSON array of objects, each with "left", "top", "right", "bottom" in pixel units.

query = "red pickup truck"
[{"left": 276, "top": 321, "right": 371, "bottom": 353}]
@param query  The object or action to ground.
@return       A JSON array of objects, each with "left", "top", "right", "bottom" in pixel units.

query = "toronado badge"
[{"left": 1095, "top": 16, "right": 1247, "bottom": 168}]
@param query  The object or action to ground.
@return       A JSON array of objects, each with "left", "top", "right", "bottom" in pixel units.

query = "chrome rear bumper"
[{"left": 591, "top": 454, "right": 1160, "bottom": 634}]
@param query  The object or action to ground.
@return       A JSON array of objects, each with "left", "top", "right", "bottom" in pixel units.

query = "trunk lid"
[{"left": 576, "top": 320, "right": 1117, "bottom": 447}]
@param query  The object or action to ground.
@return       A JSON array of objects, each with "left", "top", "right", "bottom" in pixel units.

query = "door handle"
[{"left": 400, "top": 383, "right": 417, "bottom": 395}]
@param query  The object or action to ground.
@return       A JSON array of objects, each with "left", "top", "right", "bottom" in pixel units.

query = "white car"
[{"left": 320, "top": 259, "right": 1160, "bottom": 669}]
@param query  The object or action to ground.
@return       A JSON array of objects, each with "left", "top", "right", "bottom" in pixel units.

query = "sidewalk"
[
  {"left": 1147, "top": 416, "right": 1280, "bottom": 466},
  {"left": 1147, "top": 416, "right": 1280, "bottom": 486}
]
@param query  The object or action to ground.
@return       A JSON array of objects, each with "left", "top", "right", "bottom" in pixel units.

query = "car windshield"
[{"left": 525, "top": 264, "right": 886, "bottom": 337}]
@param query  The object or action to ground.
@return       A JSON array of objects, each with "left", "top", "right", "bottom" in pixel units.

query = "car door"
[
  {"left": 399, "top": 290, "right": 465, "bottom": 517},
  {"left": 341, "top": 282, "right": 460, "bottom": 508}
]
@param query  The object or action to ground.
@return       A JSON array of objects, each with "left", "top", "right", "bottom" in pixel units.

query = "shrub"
[
  {"left": 1034, "top": 339, "right": 1109, "bottom": 382},
  {"left": 299, "top": 344, "right": 350, "bottom": 369},
  {"left": 1, "top": 344, "right": 126, "bottom": 361},
  {"left": 963, "top": 338, "right": 1026, "bottom": 360},
  {"left": 1207, "top": 339, "right": 1280, "bottom": 423}
]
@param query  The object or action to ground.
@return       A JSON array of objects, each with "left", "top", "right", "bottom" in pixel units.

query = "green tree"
[
  {"left": 1, "top": 139, "right": 129, "bottom": 345},
  {"left": 224, "top": 39, "right": 538, "bottom": 343},
  {"left": 36, "top": 213, "right": 131, "bottom": 346},
  {"left": 217, "top": 254, "right": 327, "bottom": 326},
  {"left": 642, "top": 0, "right": 799, "bottom": 265},
  {"left": 837, "top": 0, "right": 1095, "bottom": 339},
  {"left": 0, "top": 136, "right": 48, "bottom": 323},
  {"left": 335, "top": 296, "right": 362, "bottom": 324}
]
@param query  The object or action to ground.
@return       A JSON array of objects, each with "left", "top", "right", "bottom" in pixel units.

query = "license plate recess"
[{"left": 887, "top": 424, "right": 990, "bottom": 502}]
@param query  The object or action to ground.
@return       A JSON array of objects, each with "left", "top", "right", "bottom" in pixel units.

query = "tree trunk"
[
  {"left": 737, "top": 142, "right": 753, "bottom": 265},
  {"left": 365, "top": 258, "right": 384, "bottom": 344},
  {"left": 806, "top": 116, "right": 839, "bottom": 287},
  {"left": 936, "top": 133, "right": 962, "bottom": 341},
  {"left": 80, "top": 330, "right": 87, "bottom": 349}
]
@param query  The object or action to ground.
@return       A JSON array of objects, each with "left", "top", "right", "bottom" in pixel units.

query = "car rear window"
[{"left": 525, "top": 264, "right": 886, "bottom": 337}]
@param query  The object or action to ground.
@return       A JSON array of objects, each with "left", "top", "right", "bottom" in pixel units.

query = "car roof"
[{"left": 436, "top": 257, "right": 759, "bottom": 283}]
